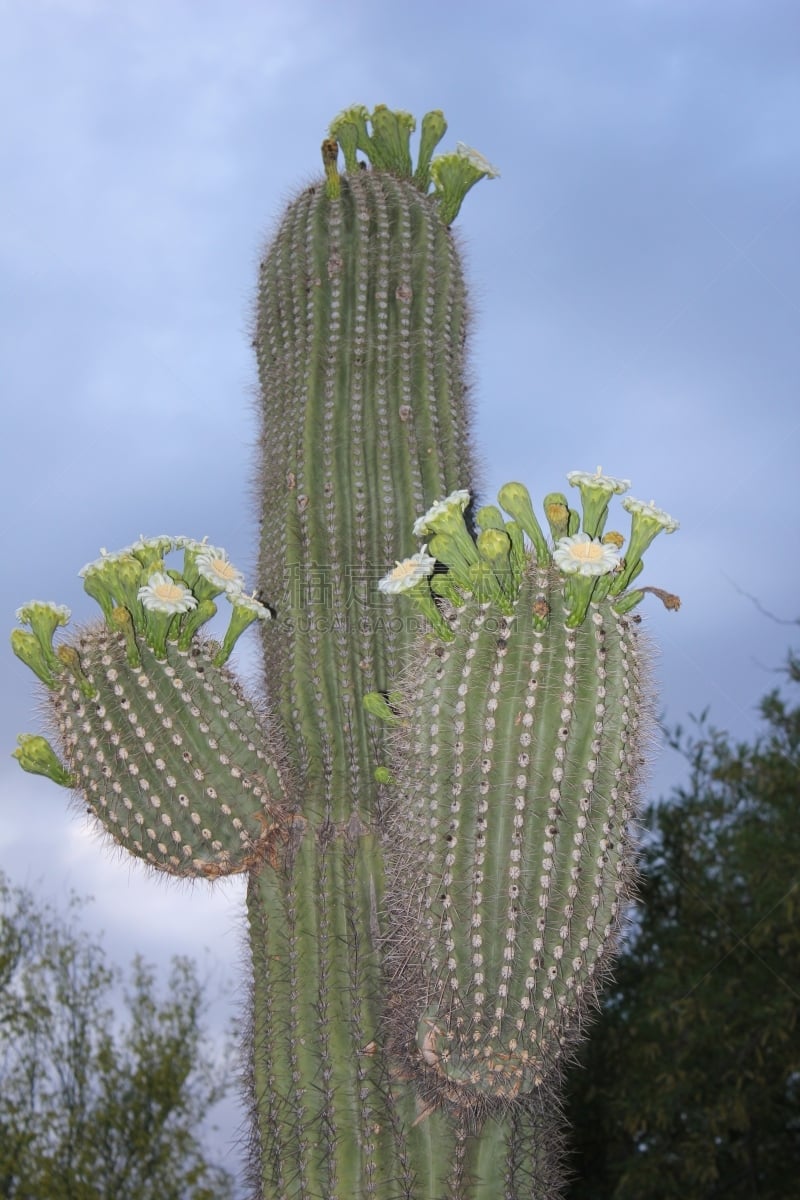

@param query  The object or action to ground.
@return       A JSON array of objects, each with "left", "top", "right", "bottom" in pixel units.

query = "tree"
[
  {"left": 0, "top": 873, "right": 236, "bottom": 1199},
  {"left": 565, "top": 654, "right": 800, "bottom": 1198}
]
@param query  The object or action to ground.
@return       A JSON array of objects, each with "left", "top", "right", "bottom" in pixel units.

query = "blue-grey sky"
[{"left": 2, "top": 0, "right": 799, "bottom": 1182}]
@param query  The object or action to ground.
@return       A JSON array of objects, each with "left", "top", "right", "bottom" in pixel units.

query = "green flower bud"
[
  {"left": 428, "top": 571, "right": 464, "bottom": 606},
  {"left": 466, "top": 557, "right": 506, "bottom": 607},
  {"left": 13, "top": 734, "right": 75, "bottom": 788},
  {"left": 566, "top": 469, "right": 630, "bottom": 539},
  {"left": 126, "top": 535, "right": 174, "bottom": 572},
  {"left": 430, "top": 142, "right": 499, "bottom": 225},
  {"left": 110, "top": 605, "right": 142, "bottom": 668},
  {"left": 543, "top": 492, "right": 573, "bottom": 541},
  {"left": 497, "top": 482, "right": 550, "bottom": 566},
  {"left": 10, "top": 629, "right": 58, "bottom": 688},
  {"left": 214, "top": 592, "right": 272, "bottom": 666},
  {"left": 476, "top": 528, "right": 515, "bottom": 610},
  {"left": 504, "top": 520, "right": 527, "bottom": 586},
  {"left": 414, "top": 109, "right": 448, "bottom": 191},
  {"left": 370, "top": 105, "right": 415, "bottom": 175},
  {"left": 177, "top": 598, "right": 218, "bottom": 650},
  {"left": 56, "top": 645, "right": 97, "bottom": 698},
  {"left": 475, "top": 504, "right": 506, "bottom": 533},
  {"left": 427, "top": 531, "right": 478, "bottom": 590}
]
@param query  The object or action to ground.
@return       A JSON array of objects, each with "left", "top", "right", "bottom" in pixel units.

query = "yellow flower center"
[
  {"left": 209, "top": 557, "right": 238, "bottom": 582},
  {"left": 571, "top": 541, "right": 604, "bottom": 563},
  {"left": 392, "top": 559, "right": 417, "bottom": 580},
  {"left": 153, "top": 581, "right": 185, "bottom": 603}
]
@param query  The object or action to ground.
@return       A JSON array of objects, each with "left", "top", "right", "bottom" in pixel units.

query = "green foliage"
[
  {"left": 565, "top": 653, "right": 800, "bottom": 1198},
  {"left": 0, "top": 873, "right": 235, "bottom": 1200}
]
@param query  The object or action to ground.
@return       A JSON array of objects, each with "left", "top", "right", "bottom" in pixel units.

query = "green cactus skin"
[{"left": 10, "top": 109, "right": 680, "bottom": 1200}]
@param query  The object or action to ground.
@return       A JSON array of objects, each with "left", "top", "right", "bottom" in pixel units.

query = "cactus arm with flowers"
[
  {"left": 11, "top": 105, "right": 679, "bottom": 1200},
  {"left": 13, "top": 538, "right": 300, "bottom": 881},
  {"left": 367, "top": 472, "right": 678, "bottom": 1112}
]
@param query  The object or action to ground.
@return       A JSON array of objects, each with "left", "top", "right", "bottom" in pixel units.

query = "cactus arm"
[
  {"left": 10, "top": 575, "right": 301, "bottom": 881},
  {"left": 377, "top": 478, "right": 677, "bottom": 1115}
]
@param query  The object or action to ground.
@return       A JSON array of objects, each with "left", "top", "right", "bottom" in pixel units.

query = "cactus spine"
[{"left": 11, "top": 107, "right": 679, "bottom": 1199}]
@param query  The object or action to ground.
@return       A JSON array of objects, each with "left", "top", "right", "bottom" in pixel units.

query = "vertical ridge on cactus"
[{"left": 10, "top": 106, "right": 679, "bottom": 1199}]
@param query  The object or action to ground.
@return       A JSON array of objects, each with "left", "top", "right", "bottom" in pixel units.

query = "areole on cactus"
[{"left": 11, "top": 105, "right": 679, "bottom": 1199}]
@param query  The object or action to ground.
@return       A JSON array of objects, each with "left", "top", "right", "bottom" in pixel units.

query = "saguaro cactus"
[{"left": 11, "top": 106, "right": 678, "bottom": 1199}]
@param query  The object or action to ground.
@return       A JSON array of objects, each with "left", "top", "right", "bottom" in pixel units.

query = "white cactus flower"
[
  {"left": 196, "top": 546, "right": 246, "bottom": 593},
  {"left": 138, "top": 572, "right": 197, "bottom": 614},
  {"left": 378, "top": 547, "right": 437, "bottom": 594},
  {"left": 78, "top": 549, "right": 126, "bottom": 578},
  {"left": 229, "top": 591, "right": 272, "bottom": 620},
  {"left": 413, "top": 490, "right": 471, "bottom": 538},
  {"left": 567, "top": 468, "right": 631, "bottom": 495},
  {"left": 128, "top": 535, "right": 174, "bottom": 554},
  {"left": 455, "top": 142, "right": 500, "bottom": 178},
  {"left": 16, "top": 601, "right": 71, "bottom": 625},
  {"left": 553, "top": 533, "right": 621, "bottom": 577},
  {"left": 622, "top": 496, "right": 680, "bottom": 533}
]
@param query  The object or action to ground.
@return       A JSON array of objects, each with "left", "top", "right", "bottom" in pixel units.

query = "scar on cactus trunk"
[{"left": 11, "top": 106, "right": 679, "bottom": 1199}]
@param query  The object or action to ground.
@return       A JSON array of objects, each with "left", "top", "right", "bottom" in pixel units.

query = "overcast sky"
[{"left": 2, "top": 0, "right": 799, "bottom": 1183}]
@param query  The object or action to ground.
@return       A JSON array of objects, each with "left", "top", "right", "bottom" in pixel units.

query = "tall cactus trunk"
[
  {"left": 11, "top": 106, "right": 680, "bottom": 1200},
  {"left": 246, "top": 138, "right": 516, "bottom": 1199}
]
